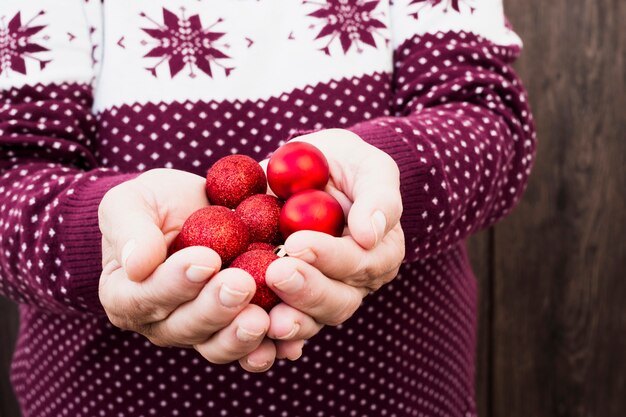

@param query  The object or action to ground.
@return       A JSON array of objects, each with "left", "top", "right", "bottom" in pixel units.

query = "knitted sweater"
[{"left": 0, "top": 1, "right": 535, "bottom": 416}]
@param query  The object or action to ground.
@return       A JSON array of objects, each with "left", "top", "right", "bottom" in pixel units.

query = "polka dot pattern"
[
  {"left": 10, "top": 245, "right": 478, "bottom": 417},
  {"left": 0, "top": 13, "right": 535, "bottom": 417},
  {"left": 94, "top": 73, "right": 392, "bottom": 175}
]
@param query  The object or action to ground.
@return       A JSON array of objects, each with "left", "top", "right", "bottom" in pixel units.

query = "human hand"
[
  {"left": 98, "top": 168, "right": 277, "bottom": 372},
  {"left": 260, "top": 129, "right": 405, "bottom": 356}
]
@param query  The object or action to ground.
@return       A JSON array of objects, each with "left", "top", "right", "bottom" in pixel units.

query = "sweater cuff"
[
  {"left": 60, "top": 172, "right": 139, "bottom": 314},
  {"left": 347, "top": 122, "right": 431, "bottom": 255}
]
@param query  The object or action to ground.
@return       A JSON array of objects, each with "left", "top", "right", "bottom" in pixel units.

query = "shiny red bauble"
[
  {"left": 267, "top": 142, "right": 329, "bottom": 200},
  {"left": 178, "top": 206, "right": 250, "bottom": 265},
  {"left": 279, "top": 190, "right": 345, "bottom": 239},
  {"left": 205, "top": 155, "right": 267, "bottom": 208},
  {"left": 229, "top": 250, "right": 280, "bottom": 311}
]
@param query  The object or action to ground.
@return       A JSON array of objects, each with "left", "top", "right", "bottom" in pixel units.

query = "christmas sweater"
[{"left": 0, "top": 1, "right": 535, "bottom": 416}]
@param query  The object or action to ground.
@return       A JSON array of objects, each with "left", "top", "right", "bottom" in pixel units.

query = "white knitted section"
[{"left": 1, "top": 0, "right": 520, "bottom": 110}]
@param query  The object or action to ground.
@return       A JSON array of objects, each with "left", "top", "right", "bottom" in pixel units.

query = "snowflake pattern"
[
  {"left": 408, "top": 0, "right": 475, "bottom": 19},
  {"left": 305, "top": 0, "right": 387, "bottom": 55},
  {"left": 0, "top": 10, "right": 50, "bottom": 76},
  {"left": 140, "top": 7, "right": 233, "bottom": 78}
]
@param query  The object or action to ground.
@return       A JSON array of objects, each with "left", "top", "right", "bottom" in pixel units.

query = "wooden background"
[{"left": 1, "top": 0, "right": 624, "bottom": 416}]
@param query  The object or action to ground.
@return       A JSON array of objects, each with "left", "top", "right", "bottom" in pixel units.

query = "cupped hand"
[
  {"left": 261, "top": 129, "right": 406, "bottom": 357},
  {"left": 98, "top": 168, "right": 276, "bottom": 372}
]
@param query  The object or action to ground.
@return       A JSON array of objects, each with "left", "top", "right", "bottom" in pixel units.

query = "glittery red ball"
[
  {"left": 205, "top": 155, "right": 267, "bottom": 208},
  {"left": 280, "top": 190, "right": 345, "bottom": 239},
  {"left": 179, "top": 206, "right": 250, "bottom": 265},
  {"left": 230, "top": 250, "right": 280, "bottom": 311},
  {"left": 235, "top": 194, "right": 284, "bottom": 245},
  {"left": 247, "top": 242, "right": 276, "bottom": 252},
  {"left": 267, "top": 141, "right": 330, "bottom": 200}
]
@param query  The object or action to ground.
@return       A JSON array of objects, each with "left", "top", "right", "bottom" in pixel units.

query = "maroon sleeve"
[
  {"left": 0, "top": 83, "right": 137, "bottom": 315},
  {"left": 347, "top": 31, "right": 536, "bottom": 261}
]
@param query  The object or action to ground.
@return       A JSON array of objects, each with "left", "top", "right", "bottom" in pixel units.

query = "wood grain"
[
  {"left": 0, "top": 297, "right": 20, "bottom": 417},
  {"left": 495, "top": 0, "right": 626, "bottom": 416},
  {"left": 468, "top": 231, "right": 493, "bottom": 417}
]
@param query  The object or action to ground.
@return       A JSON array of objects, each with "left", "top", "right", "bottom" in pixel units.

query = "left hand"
[{"left": 260, "top": 128, "right": 406, "bottom": 360}]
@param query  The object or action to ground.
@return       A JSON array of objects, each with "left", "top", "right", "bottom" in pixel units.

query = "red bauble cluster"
[
  {"left": 268, "top": 142, "right": 345, "bottom": 239},
  {"left": 171, "top": 143, "right": 345, "bottom": 310}
]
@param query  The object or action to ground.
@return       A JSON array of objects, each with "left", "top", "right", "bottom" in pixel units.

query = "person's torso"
[{"left": 91, "top": 0, "right": 394, "bottom": 173}]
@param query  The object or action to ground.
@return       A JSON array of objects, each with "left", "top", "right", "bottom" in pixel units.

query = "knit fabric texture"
[{"left": 0, "top": 1, "right": 535, "bottom": 416}]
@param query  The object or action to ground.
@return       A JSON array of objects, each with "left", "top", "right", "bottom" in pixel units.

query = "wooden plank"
[
  {"left": 0, "top": 296, "right": 20, "bottom": 417},
  {"left": 467, "top": 230, "right": 493, "bottom": 417},
  {"left": 494, "top": 0, "right": 626, "bottom": 416}
]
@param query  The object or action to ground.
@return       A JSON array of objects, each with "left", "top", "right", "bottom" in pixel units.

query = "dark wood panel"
[
  {"left": 494, "top": 0, "right": 626, "bottom": 416},
  {"left": 0, "top": 296, "right": 20, "bottom": 417},
  {"left": 468, "top": 230, "right": 493, "bottom": 417}
]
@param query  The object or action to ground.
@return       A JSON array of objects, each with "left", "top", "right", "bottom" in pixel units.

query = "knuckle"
[
  {"left": 195, "top": 344, "right": 234, "bottom": 365},
  {"left": 144, "top": 324, "right": 176, "bottom": 348},
  {"left": 195, "top": 303, "right": 228, "bottom": 330},
  {"left": 106, "top": 313, "right": 129, "bottom": 331},
  {"left": 383, "top": 153, "right": 400, "bottom": 177},
  {"left": 301, "top": 284, "right": 326, "bottom": 311},
  {"left": 325, "top": 293, "right": 361, "bottom": 327},
  {"left": 146, "top": 335, "right": 171, "bottom": 348},
  {"left": 134, "top": 286, "right": 170, "bottom": 322}
]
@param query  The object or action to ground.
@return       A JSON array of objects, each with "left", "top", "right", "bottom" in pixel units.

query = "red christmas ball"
[
  {"left": 235, "top": 194, "right": 284, "bottom": 245},
  {"left": 279, "top": 190, "right": 345, "bottom": 239},
  {"left": 230, "top": 250, "right": 280, "bottom": 311},
  {"left": 179, "top": 206, "right": 250, "bottom": 265},
  {"left": 267, "top": 141, "right": 329, "bottom": 200},
  {"left": 246, "top": 242, "right": 276, "bottom": 252},
  {"left": 205, "top": 155, "right": 267, "bottom": 208}
]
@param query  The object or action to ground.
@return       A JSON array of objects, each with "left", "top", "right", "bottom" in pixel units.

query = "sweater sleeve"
[
  {"left": 0, "top": 0, "right": 137, "bottom": 315},
  {"left": 347, "top": 0, "right": 536, "bottom": 262}
]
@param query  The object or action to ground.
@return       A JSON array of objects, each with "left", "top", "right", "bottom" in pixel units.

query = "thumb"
[
  {"left": 99, "top": 182, "right": 167, "bottom": 282},
  {"left": 346, "top": 151, "right": 403, "bottom": 250}
]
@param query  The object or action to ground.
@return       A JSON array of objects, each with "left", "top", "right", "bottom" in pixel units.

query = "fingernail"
[
  {"left": 121, "top": 240, "right": 137, "bottom": 269},
  {"left": 246, "top": 358, "right": 269, "bottom": 369},
  {"left": 371, "top": 211, "right": 387, "bottom": 245},
  {"left": 273, "top": 271, "right": 304, "bottom": 294},
  {"left": 286, "top": 248, "right": 316, "bottom": 263},
  {"left": 277, "top": 322, "right": 300, "bottom": 340},
  {"left": 236, "top": 326, "right": 265, "bottom": 342},
  {"left": 185, "top": 265, "right": 216, "bottom": 283},
  {"left": 219, "top": 284, "right": 249, "bottom": 308},
  {"left": 287, "top": 350, "right": 303, "bottom": 361}
]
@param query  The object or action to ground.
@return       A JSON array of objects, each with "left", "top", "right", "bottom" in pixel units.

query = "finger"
[
  {"left": 346, "top": 149, "right": 403, "bottom": 250},
  {"left": 294, "top": 130, "right": 403, "bottom": 250},
  {"left": 148, "top": 268, "right": 257, "bottom": 345},
  {"left": 275, "top": 339, "right": 305, "bottom": 361},
  {"left": 283, "top": 228, "right": 405, "bottom": 285},
  {"left": 99, "top": 181, "right": 167, "bottom": 282},
  {"left": 194, "top": 304, "right": 270, "bottom": 365},
  {"left": 239, "top": 338, "right": 277, "bottom": 373},
  {"left": 100, "top": 246, "right": 222, "bottom": 327},
  {"left": 265, "top": 257, "right": 367, "bottom": 326},
  {"left": 267, "top": 302, "right": 323, "bottom": 341}
]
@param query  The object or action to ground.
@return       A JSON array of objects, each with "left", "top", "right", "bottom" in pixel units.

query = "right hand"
[{"left": 98, "top": 168, "right": 276, "bottom": 372}]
